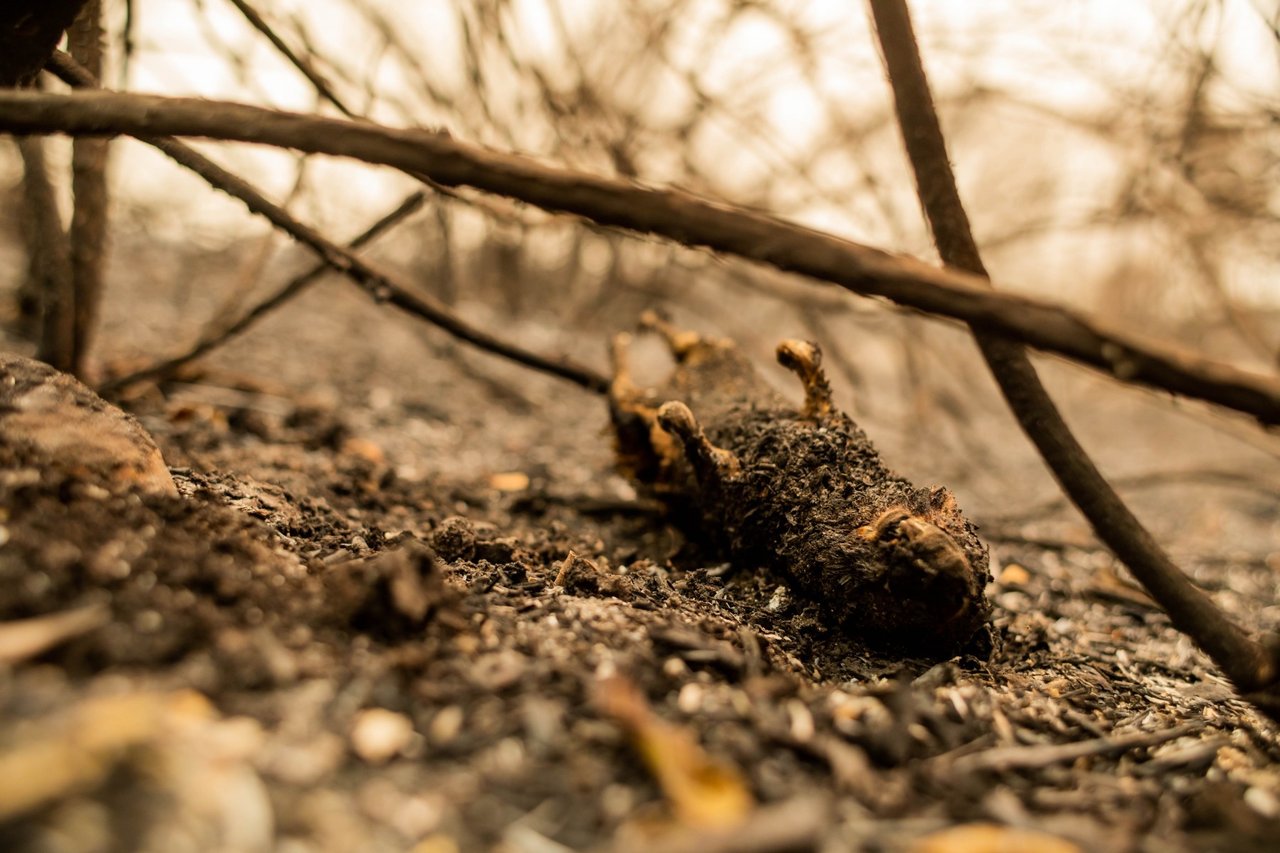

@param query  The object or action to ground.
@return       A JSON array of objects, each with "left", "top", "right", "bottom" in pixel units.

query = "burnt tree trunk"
[
  {"left": 17, "top": 132, "right": 75, "bottom": 371},
  {"left": 1, "top": 1, "right": 91, "bottom": 87},
  {"left": 67, "top": 0, "right": 110, "bottom": 378},
  {"left": 5, "top": 0, "right": 95, "bottom": 372}
]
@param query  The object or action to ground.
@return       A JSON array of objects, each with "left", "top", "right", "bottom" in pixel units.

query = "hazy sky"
[{"left": 85, "top": 0, "right": 1280, "bottom": 273}]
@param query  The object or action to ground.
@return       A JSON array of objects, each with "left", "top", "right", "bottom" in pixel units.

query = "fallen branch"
[
  {"left": 101, "top": 190, "right": 427, "bottom": 392},
  {"left": 45, "top": 53, "right": 608, "bottom": 396},
  {"left": 1, "top": 90, "right": 1280, "bottom": 423},
  {"left": 867, "top": 0, "right": 1280, "bottom": 715}
]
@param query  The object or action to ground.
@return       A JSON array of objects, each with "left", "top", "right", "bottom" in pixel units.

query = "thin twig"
[
  {"left": 0, "top": 603, "right": 110, "bottom": 665},
  {"left": 103, "top": 191, "right": 427, "bottom": 392},
  {"left": 224, "top": 0, "right": 350, "bottom": 115},
  {"left": 224, "top": 0, "right": 513, "bottom": 222},
  {"left": 4, "top": 88, "right": 1280, "bottom": 424},
  {"left": 866, "top": 0, "right": 1280, "bottom": 713},
  {"left": 946, "top": 722, "right": 1203, "bottom": 775},
  {"left": 203, "top": 152, "right": 308, "bottom": 335},
  {"left": 45, "top": 52, "right": 607, "bottom": 396}
]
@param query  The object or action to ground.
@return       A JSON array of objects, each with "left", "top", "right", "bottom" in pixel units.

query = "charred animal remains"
[{"left": 608, "top": 314, "right": 992, "bottom": 657}]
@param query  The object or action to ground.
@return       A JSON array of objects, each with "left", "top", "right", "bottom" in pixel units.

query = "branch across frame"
[
  {"left": 38, "top": 58, "right": 608, "bottom": 396},
  {"left": 1, "top": 89, "right": 1279, "bottom": 425}
]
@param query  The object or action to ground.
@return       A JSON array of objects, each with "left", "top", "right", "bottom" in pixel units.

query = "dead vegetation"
[{"left": 2, "top": 0, "right": 1280, "bottom": 850}]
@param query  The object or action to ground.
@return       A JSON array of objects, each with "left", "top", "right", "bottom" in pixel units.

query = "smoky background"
[{"left": 3, "top": 0, "right": 1280, "bottom": 558}]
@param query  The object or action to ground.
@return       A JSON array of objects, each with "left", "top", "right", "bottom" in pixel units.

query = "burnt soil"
[{"left": 1, "top": 257, "right": 1279, "bottom": 852}]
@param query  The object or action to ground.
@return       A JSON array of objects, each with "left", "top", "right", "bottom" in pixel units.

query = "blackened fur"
[{"left": 610, "top": 329, "right": 992, "bottom": 656}]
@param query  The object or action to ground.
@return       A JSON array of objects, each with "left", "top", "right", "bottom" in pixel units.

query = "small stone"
[
  {"left": 1244, "top": 786, "right": 1280, "bottom": 818},
  {"left": 677, "top": 682, "right": 704, "bottom": 714},
  {"left": 340, "top": 436, "right": 385, "bottom": 465},
  {"left": 470, "top": 650, "right": 529, "bottom": 693},
  {"left": 998, "top": 563, "right": 1031, "bottom": 586},
  {"left": 487, "top": 471, "right": 529, "bottom": 492},
  {"left": 428, "top": 705, "right": 464, "bottom": 745},
  {"left": 767, "top": 585, "right": 791, "bottom": 612},
  {"left": 350, "top": 708, "right": 415, "bottom": 765}
]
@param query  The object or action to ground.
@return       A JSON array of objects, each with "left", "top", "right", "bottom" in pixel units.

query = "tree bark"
[
  {"left": 16, "top": 133, "right": 75, "bottom": 371},
  {"left": 67, "top": 0, "right": 110, "bottom": 378},
  {"left": 5, "top": 87, "right": 1280, "bottom": 423}
]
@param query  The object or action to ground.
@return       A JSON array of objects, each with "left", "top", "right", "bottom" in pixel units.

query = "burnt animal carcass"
[{"left": 608, "top": 314, "right": 991, "bottom": 657}]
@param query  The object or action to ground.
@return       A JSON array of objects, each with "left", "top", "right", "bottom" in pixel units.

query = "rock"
[
  {"left": 350, "top": 708, "right": 415, "bottom": 765},
  {"left": 0, "top": 689, "right": 273, "bottom": 851},
  {"left": 0, "top": 353, "right": 176, "bottom": 496}
]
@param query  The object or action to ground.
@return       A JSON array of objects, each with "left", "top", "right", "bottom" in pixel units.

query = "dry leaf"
[{"left": 595, "top": 675, "right": 753, "bottom": 829}]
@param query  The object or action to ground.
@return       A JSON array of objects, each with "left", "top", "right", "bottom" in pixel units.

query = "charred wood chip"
[{"left": 553, "top": 551, "right": 628, "bottom": 598}]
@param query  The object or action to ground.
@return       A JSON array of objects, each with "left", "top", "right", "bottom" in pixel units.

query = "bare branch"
[
  {"left": 15, "top": 134, "right": 74, "bottom": 370},
  {"left": 1, "top": 88, "right": 1278, "bottom": 423},
  {"left": 224, "top": 0, "right": 352, "bottom": 117},
  {"left": 867, "top": 0, "right": 1280, "bottom": 715},
  {"left": 103, "top": 191, "right": 428, "bottom": 393},
  {"left": 44, "top": 54, "right": 607, "bottom": 396}
]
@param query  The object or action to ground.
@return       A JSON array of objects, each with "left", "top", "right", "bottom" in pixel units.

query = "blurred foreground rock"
[
  {"left": 0, "top": 353, "right": 176, "bottom": 496},
  {"left": 0, "top": 689, "right": 273, "bottom": 853}
]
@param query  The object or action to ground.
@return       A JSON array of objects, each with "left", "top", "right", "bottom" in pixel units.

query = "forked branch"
[
  {"left": 46, "top": 52, "right": 608, "bottom": 396},
  {"left": 2, "top": 88, "right": 1280, "bottom": 423},
  {"left": 101, "top": 191, "right": 428, "bottom": 393},
  {"left": 867, "top": 0, "right": 1280, "bottom": 717}
]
